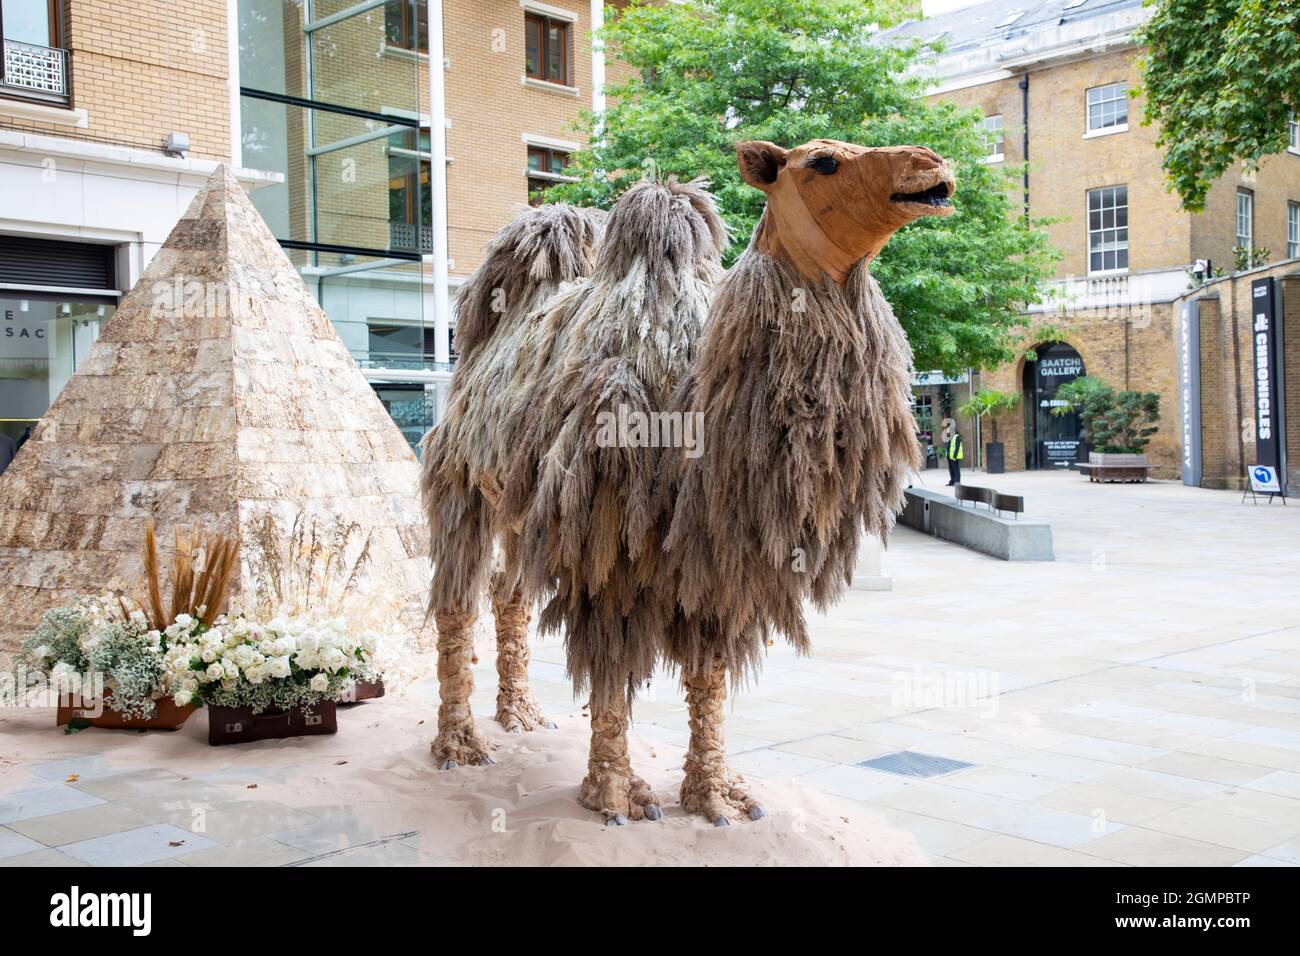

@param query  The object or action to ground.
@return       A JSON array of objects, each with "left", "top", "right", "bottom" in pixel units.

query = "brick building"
[
  {"left": 886, "top": 0, "right": 1300, "bottom": 487},
  {"left": 1, "top": 0, "right": 621, "bottom": 453}
]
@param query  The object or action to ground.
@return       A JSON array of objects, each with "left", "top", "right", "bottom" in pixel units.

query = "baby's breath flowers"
[{"left": 19, "top": 596, "right": 169, "bottom": 720}]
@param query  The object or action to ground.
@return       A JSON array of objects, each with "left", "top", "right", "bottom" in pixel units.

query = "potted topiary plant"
[
  {"left": 957, "top": 389, "right": 1021, "bottom": 474},
  {"left": 1052, "top": 376, "right": 1160, "bottom": 481}
]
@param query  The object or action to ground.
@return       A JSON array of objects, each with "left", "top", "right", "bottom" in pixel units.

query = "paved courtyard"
[{"left": 2, "top": 469, "right": 1298, "bottom": 865}]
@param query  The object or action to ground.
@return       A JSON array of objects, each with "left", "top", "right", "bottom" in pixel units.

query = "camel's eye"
[{"left": 810, "top": 156, "right": 839, "bottom": 175}]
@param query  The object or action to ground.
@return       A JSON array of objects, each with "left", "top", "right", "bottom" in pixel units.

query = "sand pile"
[{"left": 0, "top": 691, "right": 926, "bottom": 867}]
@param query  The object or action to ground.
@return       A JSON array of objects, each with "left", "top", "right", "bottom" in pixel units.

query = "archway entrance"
[{"left": 1022, "top": 342, "right": 1086, "bottom": 469}]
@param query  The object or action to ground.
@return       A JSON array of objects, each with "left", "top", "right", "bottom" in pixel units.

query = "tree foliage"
[
  {"left": 957, "top": 388, "right": 1020, "bottom": 444},
  {"left": 546, "top": 0, "right": 1059, "bottom": 375},
  {"left": 1138, "top": 0, "right": 1300, "bottom": 211},
  {"left": 1052, "top": 376, "right": 1161, "bottom": 454}
]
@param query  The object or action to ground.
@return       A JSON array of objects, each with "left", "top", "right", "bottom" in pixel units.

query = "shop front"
[{"left": 1022, "top": 342, "right": 1086, "bottom": 470}]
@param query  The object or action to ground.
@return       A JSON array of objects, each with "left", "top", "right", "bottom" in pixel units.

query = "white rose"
[
  {"left": 309, "top": 673, "right": 329, "bottom": 693},
  {"left": 175, "top": 613, "right": 193, "bottom": 628},
  {"left": 266, "top": 656, "right": 292, "bottom": 680},
  {"left": 174, "top": 690, "right": 193, "bottom": 707},
  {"left": 205, "top": 662, "right": 224, "bottom": 682}
]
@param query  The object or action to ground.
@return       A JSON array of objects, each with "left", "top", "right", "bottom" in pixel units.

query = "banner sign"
[
  {"left": 1250, "top": 278, "right": 1282, "bottom": 479},
  {"left": 1177, "top": 299, "right": 1202, "bottom": 486}
]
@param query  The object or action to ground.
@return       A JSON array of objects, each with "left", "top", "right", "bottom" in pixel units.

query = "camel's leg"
[
  {"left": 490, "top": 577, "right": 554, "bottom": 733},
  {"left": 681, "top": 655, "right": 766, "bottom": 826},
  {"left": 431, "top": 608, "right": 494, "bottom": 769},
  {"left": 578, "top": 691, "right": 663, "bottom": 825}
]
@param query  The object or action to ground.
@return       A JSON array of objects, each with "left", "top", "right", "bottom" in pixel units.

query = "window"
[
  {"left": 388, "top": 127, "right": 431, "bottom": 251},
  {"left": 1288, "top": 202, "right": 1299, "bottom": 259},
  {"left": 0, "top": 0, "right": 60, "bottom": 46},
  {"left": 527, "top": 146, "right": 570, "bottom": 205},
  {"left": 1086, "top": 83, "right": 1128, "bottom": 133},
  {"left": 1236, "top": 188, "right": 1253, "bottom": 252},
  {"left": 1290, "top": 115, "right": 1299, "bottom": 153},
  {"left": 525, "top": 12, "right": 570, "bottom": 86},
  {"left": 982, "top": 114, "right": 1004, "bottom": 160},
  {"left": 383, "top": 0, "right": 426, "bottom": 53},
  {"left": 1087, "top": 185, "right": 1128, "bottom": 274}
]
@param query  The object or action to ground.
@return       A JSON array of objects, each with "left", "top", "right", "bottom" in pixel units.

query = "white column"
[
  {"left": 227, "top": 0, "right": 242, "bottom": 167},
  {"left": 590, "top": 0, "right": 606, "bottom": 118},
  {"left": 427, "top": 0, "right": 451, "bottom": 366},
  {"left": 851, "top": 533, "right": 892, "bottom": 592}
]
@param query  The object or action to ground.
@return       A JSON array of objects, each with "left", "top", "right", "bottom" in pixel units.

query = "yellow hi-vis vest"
[{"left": 946, "top": 433, "right": 964, "bottom": 461}]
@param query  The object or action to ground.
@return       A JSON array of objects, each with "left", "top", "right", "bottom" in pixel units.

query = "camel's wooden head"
[{"left": 737, "top": 138, "right": 955, "bottom": 285}]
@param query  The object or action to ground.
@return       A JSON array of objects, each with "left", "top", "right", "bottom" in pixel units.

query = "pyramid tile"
[{"left": 0, "top": 166, "right": 430, "bottom": 651}]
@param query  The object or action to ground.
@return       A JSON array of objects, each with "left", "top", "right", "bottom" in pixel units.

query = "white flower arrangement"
[
  {"left": 19, "top": 596, "right": 170, "bottom": 720},
  {"left": 161, "top": 612, "right": 396, "bottom": 714}
]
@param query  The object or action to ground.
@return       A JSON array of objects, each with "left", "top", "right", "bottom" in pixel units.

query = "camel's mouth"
[{"left": 890, "top": 181, "right": 954, "bottom": 213}]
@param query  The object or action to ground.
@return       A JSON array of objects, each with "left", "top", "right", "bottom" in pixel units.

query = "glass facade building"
[{"left": 237, "top": 0, "right": 444, "bottom": 450}]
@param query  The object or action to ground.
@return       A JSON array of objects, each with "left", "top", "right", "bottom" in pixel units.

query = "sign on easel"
[{"left": 1243, "top": 465, "right": 1287, "bottom": 505}]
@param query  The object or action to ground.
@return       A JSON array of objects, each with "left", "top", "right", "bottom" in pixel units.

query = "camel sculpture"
[
  {"left": 420, "top": 138, "right": 955, "bottom": 825},
  {"left": 421, "top": 203, "right": 606, "bottom": 748}
]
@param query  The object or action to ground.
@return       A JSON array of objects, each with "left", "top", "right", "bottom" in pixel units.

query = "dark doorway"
[{"left": 1022, "top": 342, "right": 1086, "bottom": 469}]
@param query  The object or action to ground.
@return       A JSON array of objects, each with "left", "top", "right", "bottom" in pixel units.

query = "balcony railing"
[
  {"left": 2, "top": 39, "right": 69, "bottom": 101},
  {"left": 389, "top": 221, "right": 433, "bottom": 254}
]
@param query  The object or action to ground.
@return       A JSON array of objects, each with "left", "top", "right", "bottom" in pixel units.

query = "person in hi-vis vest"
[{"left": 940, "top": 417, "right": 963, "bottom": 486}]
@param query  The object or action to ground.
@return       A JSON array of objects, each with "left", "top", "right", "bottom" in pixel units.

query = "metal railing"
[
  {"left": 389, "top": 221, "right": 433, "bottom": 253},
  {"left": 2, "top": 39, "right": 69, "bottom": 100}
]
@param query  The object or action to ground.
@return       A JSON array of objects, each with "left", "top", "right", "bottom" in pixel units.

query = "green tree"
[
  {"left": 957, "top": 388, "right": 1021, "bottom": 466},
  {"left": 1138, "top": 0, "right": 1300, "bottom": 211},
  {"left": 548, "top": 0, "right": 1059, "bottom": 375},
  {"left": 1052, "top": 376, "right": 1161, "bottom": 454}
]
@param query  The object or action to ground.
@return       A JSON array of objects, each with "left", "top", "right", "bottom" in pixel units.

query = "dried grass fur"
[
  {"left": 658, "top": 244, "right": 920, "bottom": 686},
  {"left": 420, "top": 203, "right": 606, "bottom": 614},
  {"left": 498, "top": 179, "right": 726, "bottom": 707}
]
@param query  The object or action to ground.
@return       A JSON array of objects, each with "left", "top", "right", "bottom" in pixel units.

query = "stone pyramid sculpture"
[{"left": 0, "top": 166, "right": 429, "bottom": 652}]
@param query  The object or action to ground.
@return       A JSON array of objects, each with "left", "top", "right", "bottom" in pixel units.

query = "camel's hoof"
[
  {"left": 507, "top": 726, "right": 522, "bottom": 734},
  {"left": 713, "top": 815, "right": 731, "bottom": 828},
  {"left": 644, "top": 804, "right": 664, "bottom": 821},
  {"left": 545, "top": 721, "right": 558, "bottom": 730},
  {"left": 606, "top": 814, "right": 628, "bottom": 827},
  {"left": 748, "top": 805, "right": 767, "bottom": 821},
  {"left": 440, "top": 760, "right": 459, "bottom": 770},
  {"left": 478, "top": 754, "right": 496, "bottom": 766}
]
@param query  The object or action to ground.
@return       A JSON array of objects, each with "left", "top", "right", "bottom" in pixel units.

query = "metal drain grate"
[{"left": 856, "top": 751, "right": 974, "bottom": 778}]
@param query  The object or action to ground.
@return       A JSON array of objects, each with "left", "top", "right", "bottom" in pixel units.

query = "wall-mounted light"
[
  {"left": 164, "top": 132, "right": 191, "bottom": 158},
  {"left": 19, "top": 300, "right": 29, "bottom": 312}
]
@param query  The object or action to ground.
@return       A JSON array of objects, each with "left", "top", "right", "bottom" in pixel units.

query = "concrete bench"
[{"left": 900, "top": 487, "right": 1053, "bottom": 561}]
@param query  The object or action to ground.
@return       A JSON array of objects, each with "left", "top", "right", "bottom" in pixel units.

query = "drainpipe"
[
  {"left": 1018, "top": 73, "right": 1030, "bottom": 223},
  {"left": 427, "top": 0, "right": 451, "bottom": 368}
]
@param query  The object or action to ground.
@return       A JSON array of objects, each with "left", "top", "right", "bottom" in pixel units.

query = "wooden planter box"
[
  {"left": 56, "top": 693, "right": 196, "bottom": 731},
  {"left": 340, "top": 678, "right": 385, "bottom": 705},
  {"left": 1080, "top": 452, "right": 1149, "bottom": 483},
  {"left": 207, "top": 702, "right": 338, "bottom": 746}
]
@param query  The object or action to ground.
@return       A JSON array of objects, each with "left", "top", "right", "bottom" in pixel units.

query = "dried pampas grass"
[
  {"left": 139, "top": 521, "right": 238, "bottom": 630},
  {"left": 242, "top": 510, "right": 373, "bottom": 622}
]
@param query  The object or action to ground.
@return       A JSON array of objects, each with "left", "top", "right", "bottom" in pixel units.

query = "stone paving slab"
[{"left": 0, "top": 470, "right": 1297, "bottom": 865}]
